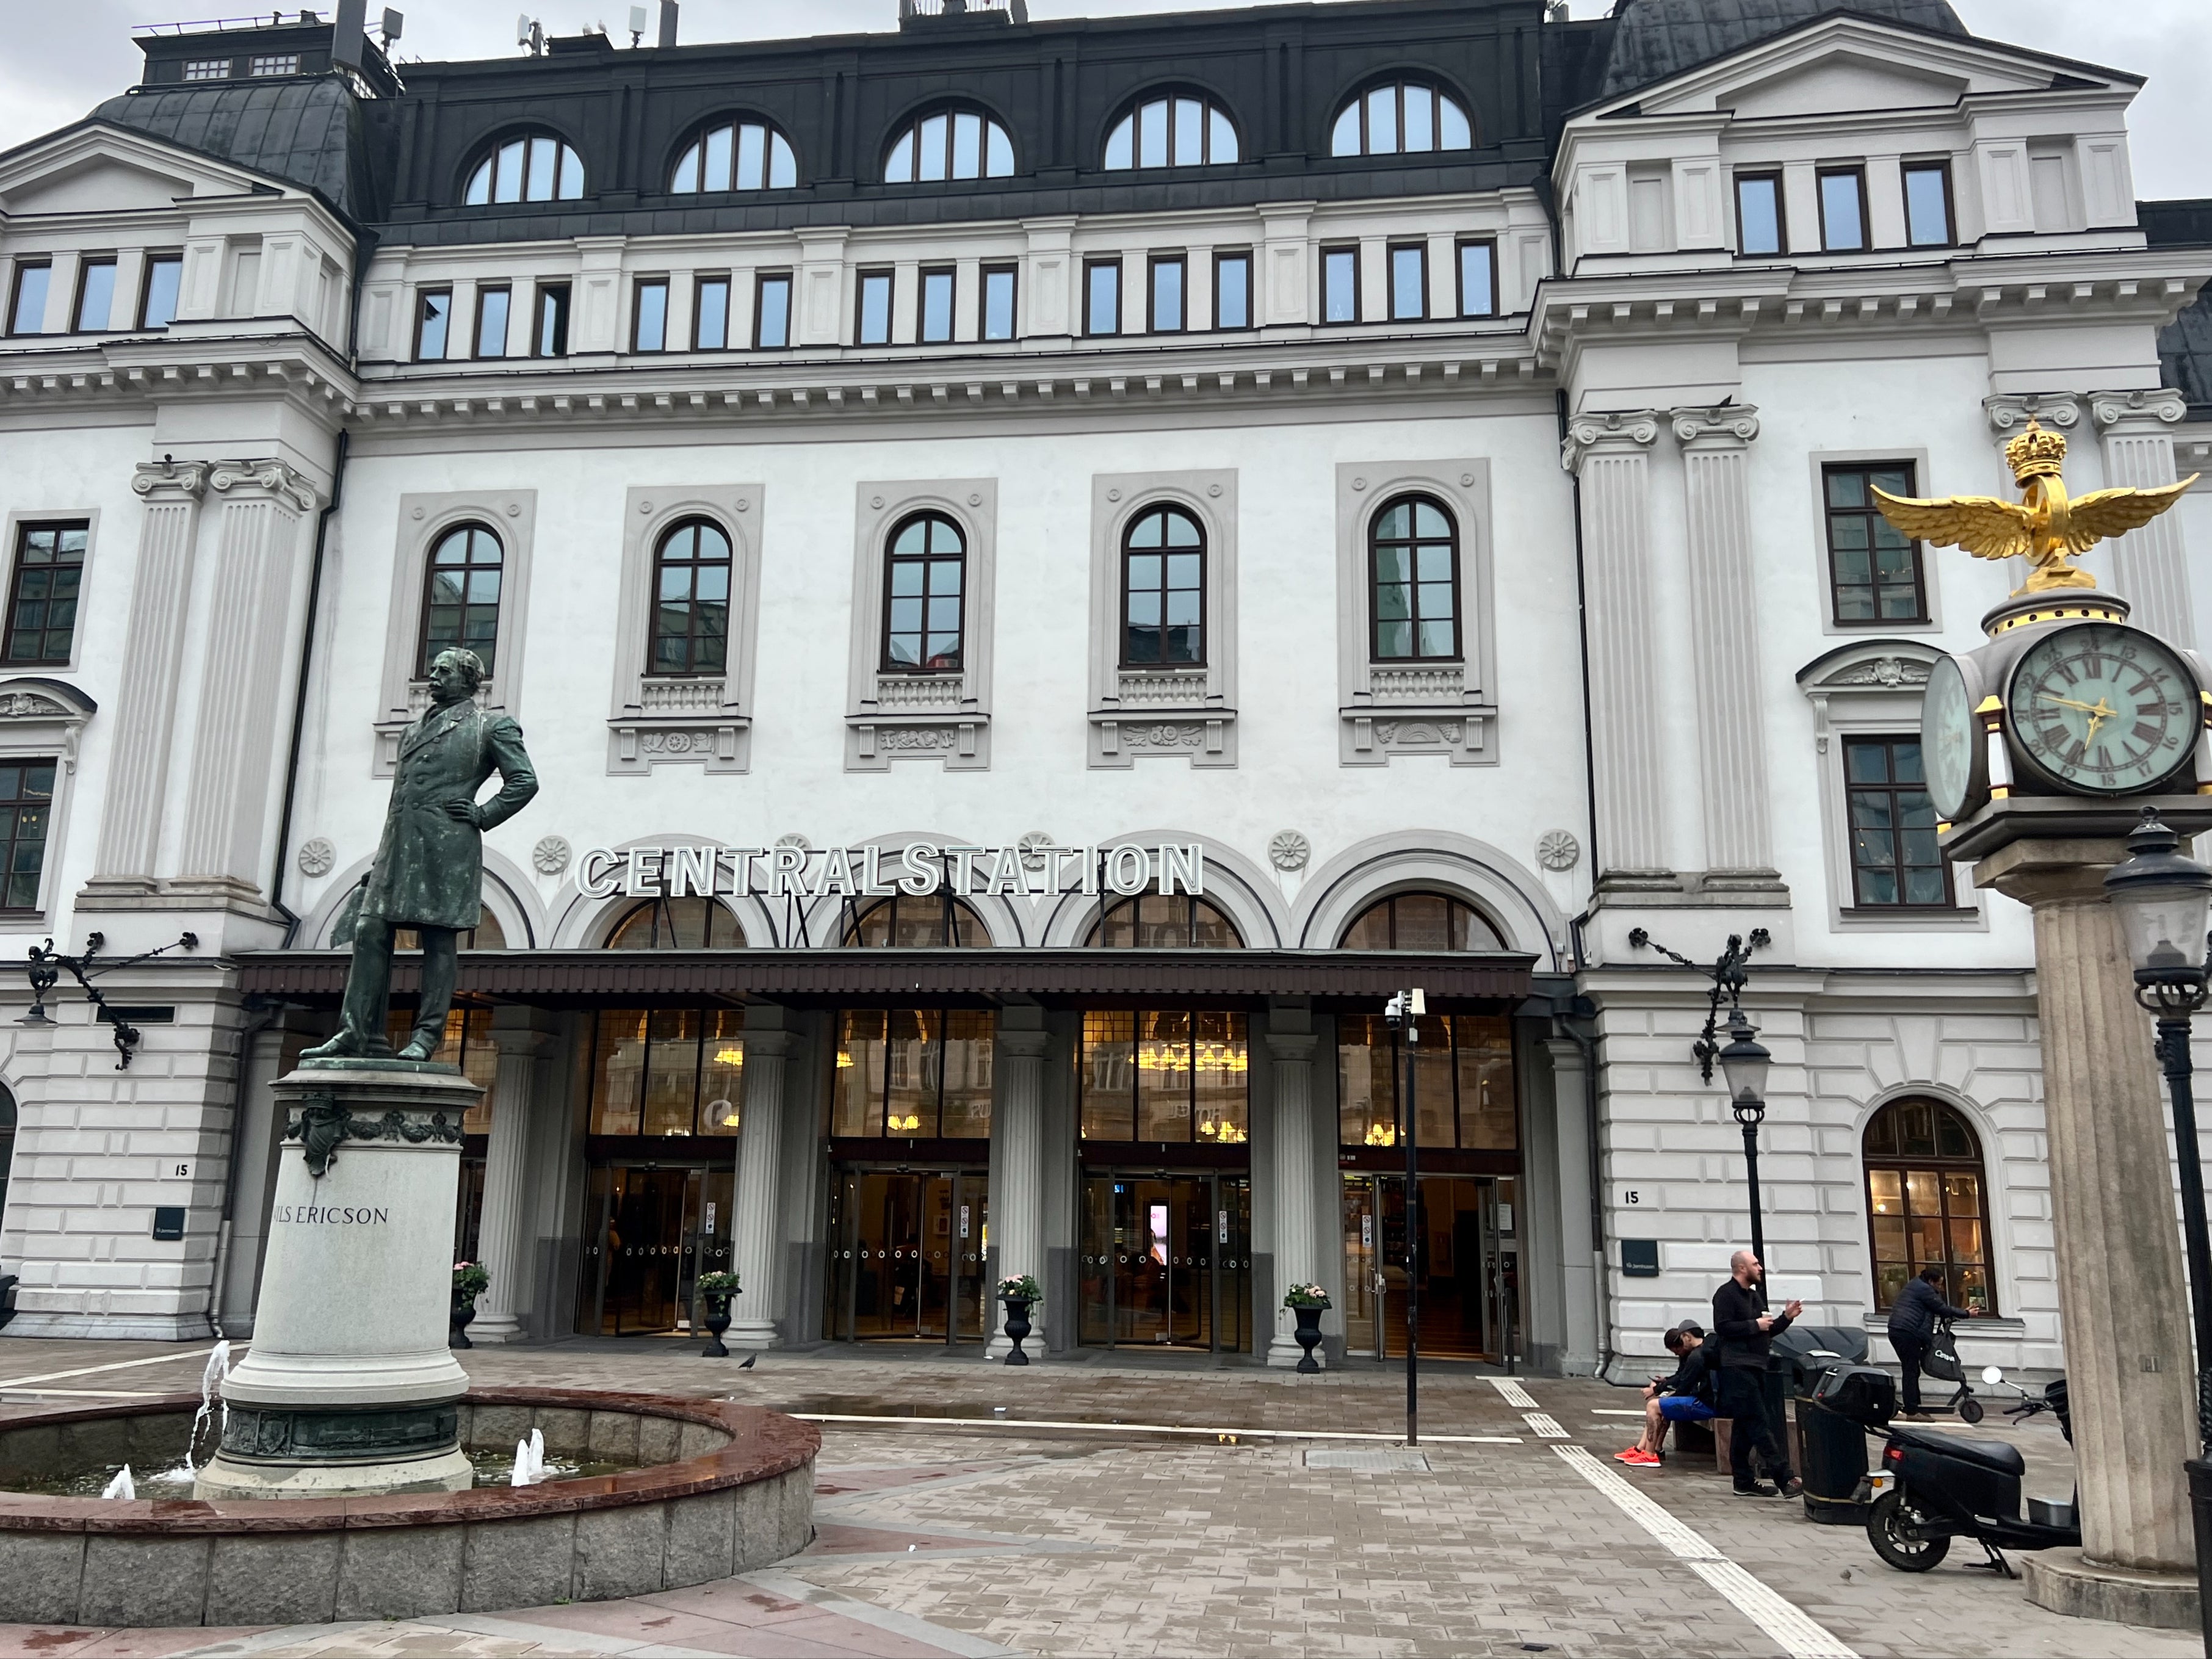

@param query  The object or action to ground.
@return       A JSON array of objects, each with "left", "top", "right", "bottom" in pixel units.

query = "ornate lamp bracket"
[
  {"left": 1625, "top": 926, "right": 1771, "bottom": 1082},
  {"left": 21, "top": 931, "right": 198, "bottom": 1069}
]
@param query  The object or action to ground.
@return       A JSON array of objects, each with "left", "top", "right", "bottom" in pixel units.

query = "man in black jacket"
[
  {"left": 1712, "top": 1250, "right": 1804, "bottom": 1497},
  {"left": 1618, "top": 1321, "right": 1718, "bottom": 1466},
  {"left": 1887, "top": 1267, "right": 1978, "bottom": 1417}
]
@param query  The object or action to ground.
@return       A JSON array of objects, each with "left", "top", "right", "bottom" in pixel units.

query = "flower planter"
[
  {"left": 1292, "top": 1304, "right": 1324, "bottom": 1373},
  {"left": 449, "top": 1294, "right": 477, "bottom": 1350},
  {"left": 1000, "top": 1297, "right": 1033, "bottom": 1365},
  {"left": 701, "top": 1293, "right": 734, "bottom": 1358}
]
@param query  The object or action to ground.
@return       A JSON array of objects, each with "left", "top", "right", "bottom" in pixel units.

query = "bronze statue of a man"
[{"left": 304, "top": 648, "right": 538, "bottom": 1063}]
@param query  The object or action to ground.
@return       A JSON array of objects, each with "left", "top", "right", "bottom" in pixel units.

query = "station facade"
[{"left": 0, "top": 0, "right": 2208, "bottom": 1376}]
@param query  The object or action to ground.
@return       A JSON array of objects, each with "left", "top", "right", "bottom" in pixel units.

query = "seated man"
[{"left": 1617, "top": 1320, "right": 1717, "bottom": 1467}]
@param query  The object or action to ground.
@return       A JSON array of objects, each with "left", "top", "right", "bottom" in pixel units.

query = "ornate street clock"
[{"left": 2007, "top": 623, "right": 2198, "bottom": 797}]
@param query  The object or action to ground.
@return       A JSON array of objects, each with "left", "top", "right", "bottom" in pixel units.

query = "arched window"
[
  {"left": 843, "top": 895, "right": 990, "bottom": 947},
  {"left": 883, "top": 107, "right": 1014, "bottom": 183},
  {"left": 1088, "top": 894, "right": 1243, "bottom": 949},
  {"left": 607, "top": 896, "right": 746, "bottom": 950},
  {"left": 463, "top": 132, "right": 585, "bottom": 204},
  {"left": 1370, "top": 496, "right": 1458, "bottom": 662},
  {"left": 1121, "top": 505, "right": 1205, "bottom": 667},
  {"left": 418, "top": 524, "right": 503, "bottom": 677},
  {"left": 1329, "top": 81, "right": 1473, "bottom": 157},
  {"left": 0, "top": 1085, "right": 15, "bottom": 1236},
  {"left": 882, "top": 513, "right": 966, "bottom": 672},
  {"left": 1864, "top": 1097, "right": 1996, "bottom": 1314},
  {"left": 670, "top": 118, "right": 798, "bottom": 192},
  {"left": 1104, "top": 92, "right": 1240, "bottom": 170},
  {"left": 1340, "top": 892, "right": 1505, "bottom": 951},
  {"left": 651, "top": 519, "right": 732, "bottom": 676}
]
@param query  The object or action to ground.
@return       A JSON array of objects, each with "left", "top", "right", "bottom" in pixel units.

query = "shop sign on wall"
[{"left": 576, "top": 841, "right": 1206, "bottom": 901}]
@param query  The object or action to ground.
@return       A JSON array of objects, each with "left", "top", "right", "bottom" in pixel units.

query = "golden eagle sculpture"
[{"left": 1873, "top": 419, "right": 2198, "bottom": 596}]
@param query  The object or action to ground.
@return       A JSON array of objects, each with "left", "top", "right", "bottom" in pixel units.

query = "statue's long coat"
[{"left": 359, "top": 698, "right": 538, "bottom": 930}]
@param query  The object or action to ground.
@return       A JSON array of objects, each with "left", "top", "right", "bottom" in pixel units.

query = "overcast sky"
[{"left": 2, "top": 0, "right": 2207, "bottom": 198}]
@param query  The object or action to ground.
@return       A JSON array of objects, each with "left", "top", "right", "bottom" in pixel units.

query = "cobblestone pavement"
[{"left": 0, "top": 1337, "right": 2202, "bottom": 1658}]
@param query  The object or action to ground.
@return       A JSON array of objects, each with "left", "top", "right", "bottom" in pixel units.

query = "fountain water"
[
  {"left": 186, "top": 1339, "right": 231, "bottom": 1472},
  {"left": 99, "top": 1466, "right": 134, "bottom": 1501}
]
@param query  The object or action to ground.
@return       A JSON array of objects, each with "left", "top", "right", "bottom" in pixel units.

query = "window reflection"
[
  {"left": 588, "top": 1008, "right": 744, "bottom": 1137},
  {"left": 832, "top": 1008, "right": 996, "bottom": 1138},
  {"left": 1336, "top": 1014, "right": 1515, "bottom": 1151},
  {"left": 1081, "top": 1010, "right": 1248, "bottom": 1143}
]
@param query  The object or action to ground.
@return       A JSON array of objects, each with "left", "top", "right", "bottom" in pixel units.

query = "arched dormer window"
[
  {"left": 1340, "top": 891, "right": 1504, "bottom": 951},
  {"left": 671, "top": 118, "right": 798, "bottom": 193},
  {"left": 1087, "top": 894, "right": 1242, "bottom": 949},
  {"left": 1329, "top": 80, "right": 1472, "bottom": 158},
  {"left": 883, "top": 106, "right": 1014, "bottom": 184},
  {"left": 1104, "top": 92, "right": 1239, "bottom": 170},
  {"left": 464, "top": 131, "right": 585, "bottom": 204},
  {"left": 1864, "top": 1097, "right": 1996, "bottom": 1314}
]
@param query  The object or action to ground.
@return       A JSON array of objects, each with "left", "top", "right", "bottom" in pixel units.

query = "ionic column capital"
[
  {"left": 1265, "top": 1032, "right": 1318, "bottom": 1063},
  {"left": 1670, "top": 404, "right": 1760, "bottom": 449},
  {"left": 1983, "top": 391, "right": 2087, "bottom": 437},
  {"left": 997, "top": 1028, "right": 1050, "bottom": 1061},
  {"left": 2089, "top": 386, "right": 2190, "bottom": 435},
  {"left": 132, "top": 458, "right": 209, "bottom": 502},
  {"left": 1560, "top": 409, "right": 1660, "bottom": 474},
  {"left": 208, "top": 458, "right": 320, "bottom": 513}
]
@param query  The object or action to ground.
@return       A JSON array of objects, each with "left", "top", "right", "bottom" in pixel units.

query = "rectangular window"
[
  {"left": 856, "top": 269, "right": 893, "bottom": 345},
  {"left": 1845, "top": 737, "right": 1951, "bottom": 908},
  {"left": 1213, "top": 250, "right": 1251, "bottom": 330},
  {"left": 693, "top": 275, "right": 729, "bottom": 350},
  {"left": 1904, "top": 161, "right": 1954, "bottom": 248},
  {"left": 1735, "top": 172, "right": 1784, "bottom": 256},
  {"left": 4, "top": 522, "right": 87, "bottom": 666},
  {"left": 1824, "top": 463, "right": 1926, "bottom": 624},
  {"left": 0, "top": 761, "right": 56, "bottom": 912},
  {"left": 139, "top": 254, "right": 183, "bottom": 329},
  {"left": 753, "top": 272, "right": 791, "bottom": 349},
  {"left": 471, "top": 286, "right": 510, "bottom": 358},
  {"left": 1455, "top": 239, "right": 1495, "bottom": 318},
  {"left": 832, "top": 1009, "right": 996, "bottom": 1140},
  {"left": 534, "top": 283, "right": 569, "bottom": 357},
  {"left": 72, "top": 258, "right": 117, "bottom": 332},
  {"left": 1818, "top": 166, "right": 1869, "bottom": 251},
  {"left": 1335, "top": 1015, "right": 1516, "bottom": 1151},
  {"left": 9, "top": 262, "right": 51, "bottom": 336},
  {"left": 981, "top": 264, "right": 1016, "bottom": 341},
  {"left": 1388, "top": 242, "right": 1426, "bottom": 322},
  {"left": 414, "top": 287, "right": 452, "bottom": 361},
  {"left": 1149, "top": 254, "right": 1184, "bottom": 333},
  {"left": 1321, "top": 245, "right": 1359, "bottom": 324},
  {"left": 586, "top": 1007, "right": 743, "bottom": 1138},
  {"left": 632, "top": 276, "right": 668, "bottom": 352},
  {"left": 1079, "top": 1010, "right": 1248, "bottom": 1144},
  {"left": 249, "top": 53, "right": 300, "bottom": 75},
  {"left": 1085, "top": 258, "right": 1121, "bottom": 336},
  {"left": 919, "top": 266, "right": 955, "bottom": 344},
  {"left": 183, "top": 57, "right": 230, "bottom": 79}
]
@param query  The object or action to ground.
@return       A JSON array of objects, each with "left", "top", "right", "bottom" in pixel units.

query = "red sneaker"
[
  {"left": 1614, "top": 1447, "right": 1643, "bottom": 1462},
  {"left": 1621, "top": 1449, "right": 1663, "bottom": 1467}
]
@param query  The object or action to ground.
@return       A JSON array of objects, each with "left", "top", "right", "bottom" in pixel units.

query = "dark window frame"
[
  {"left": 1148, "top": 253, "right": 1186, "bottom": 334},
  {"left": 1212, "top": 248, "right": 1253, "bottom": 331},
  {"left": 753, "top": 270, "right": 792, "bottom": 349},
  {"left": 1863, "top": 1097, "right": 1998, "bottom": 1315},
  {"left": 1734, "top": 170, "right": 1786, "bottom": 256},
  {"left": 879, "top": 510, "right": 967, "bottom": 674},
  {"left": 1817, "top": 165, "right": 1871, "bottom": 252},
  {"left": 533, "top": 282, "right": 571, "bottom": 358},
  {"left": 668, "top": 117, "right": 800, "bottom": 193},
  {"left": 841, "top": 894, "right": 989, "bottom": 948},
  {"left": 830, "top": 1005, "right": 996, "bottom": 1141},
  {"left": 413, "top": 286, "right": 453, "bottom": 361},
  {"left": 1368, "top": 493, "right": 1462, "bottom": 663},
  {"left": 607, "top": 895, "right": 746, "bottom": 950},
  {"left": 472, "top": 284, "right": 511, "bottom": 359},
  {"left": 1454, "top": 237, "right": 1496, "bottom": 318},
  {"left": 1902, "top": 159, "right": 1957, "bottom": 249},
  {"left": 1083, "top": 257, "right": 1122, "bottom": 337},
  {"left": 583, "top": 1003, "right": 745, "bottom": 1140},
  {"left": 1337, "top": 891, "right": 1504, "bottom": 951},
  {"left": 855, "top": 267, "right": 894, "bottom": 345},
  {"left": 692, "top": 273, "right": 731, "bottom": 350},
  {"left": 416, "top": 522, "right": 505, "bottom": 679},
  {"left": 1823, "top": 461, "right": 1928, "bottom": 626},
  {"left": 1843, "top": 734, "right": 1956, "bottom": 911},
  {"left": 137, "top": 253, "right": 184, "bottom": 330},
  {"left": 1077, "top": 1007, "right": 1251, "bottom": 1145},
  {"left": 1119, "top": 504, "right": 1208, "bottom": 669},
  {"left": 980, "top": 262, "right": 1017, "bottom": 341},
  {"left": 0, "top": 759, "right": 57, "bottom": 914},
  {"left": 880, "top": 106, "right": 1017, "bottom": 186},
  {"left": 1329, "top": 79, "right": 1476, "bottom": 159},
  {"left": 648, "top": 516, "right": 736, "bottom": 678},
  {"left": 71, "top": 256, "right": 118, "bottom": 334},
  {"left": 9, "top": 260, "right": 52, "bottom": 336},
  {"left": 918, "top": 264, "right": 956, "bottom": 344},
  {"left": 1387, "top": 241, "right": 1427, "bottom": 322},
  {"left": 631, "top": 275, "right": 670, "bottom": 353},
  {"left": 3, "top": 520, "right": 87, "bottom": 668},
  {"left": 1320, "top": 243, "right": 1361, "bottom": 325},
  {"left": 1334, "top": 1012, "right": 1518, "bottom": 1152},
  {"left": 1086, "top": 893, "right": 1245, "bottom": 949}
]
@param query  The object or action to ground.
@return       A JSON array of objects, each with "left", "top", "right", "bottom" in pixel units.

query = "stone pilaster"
[
  {"left": 1265, "top": 1023, "right": 1321, "bottom": 1368},
  {"left": 1977, "top": 839, "right": 2195, "bottom": 1577},
  {"left": 1561, "top": 411, "right": 1672, "bottom": 889},
  {"left": 469, "top": 1013, "right": 559, "bottom": 1344},
  {"left": 727, "top": 1007, "right": 790, "bottom": 1348},
  {"left": 986, "top": 1007, "right": 1049, "bottom": 1357},
  {"left": 2092, "top": 389, "right": 2195, "bottom": 647},
  {"left": 1672, "top": 407, "right": 1780, "bottom": 889},
  {"left": 84, "top": 460, "right": 209, "bottom": 895},
  {"left": 1545, "top": 1037, "right": 1600, "bottom": 1376}
]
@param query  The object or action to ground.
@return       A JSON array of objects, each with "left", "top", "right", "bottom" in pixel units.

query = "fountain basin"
[{"left": 0, "top": 1386, "right": 817, "bottom": 1627}]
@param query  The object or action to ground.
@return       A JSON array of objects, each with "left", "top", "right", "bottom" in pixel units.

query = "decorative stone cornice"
[
  {"left": 131, "top": 458, "right": 209, "bottom": 502},
  {"left": 2090, "top": 386, "right": 2190, "bottom": 433},
  {"left": 1560, "top": 408, "right": 1660, "bottom": 474},
  {"left": 1671, "top": 403, "right": 1760, "bottom": 448},
  {"left": 209, "top": 458, "right": 320, "bottom": 514},
  {"left": 1984, "top": 391, "right": 2086, "bottom": 435}
]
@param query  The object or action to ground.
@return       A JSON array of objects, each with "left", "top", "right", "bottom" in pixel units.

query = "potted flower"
[
  {"left": 996, "top": 1274, "right": 1043, "bottom": 1367},
  {"left": 696, "top": 1270, "right": 742, "bottom": 1358},
  {"left": 1282, "top": 1283, "right": 1331, "bottom": 1374},
  {"left": 451, "top": 1260, "right": 491, "bottom": 1350}
]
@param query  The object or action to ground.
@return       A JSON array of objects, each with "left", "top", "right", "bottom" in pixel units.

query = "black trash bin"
[{"left": 1800, "top": 1364, "right": 1897, "bottom": 1526}]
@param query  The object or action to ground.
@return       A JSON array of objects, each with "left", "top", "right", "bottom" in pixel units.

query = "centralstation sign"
[{"left": 577, "top": 841, "right": 1208, "bottom": 901}]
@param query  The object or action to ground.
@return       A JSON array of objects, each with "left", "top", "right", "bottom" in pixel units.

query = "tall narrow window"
[
  {"left": 1214, "top": 250, "right": 1251, "bottom": 329},
  {"left": 535, "top": 283, "right": 571, "bottom": 356},
  {"left": 1824, "top": 463, "right": 1926, "bottom": 623},
  {"left": 694, "top": 275, "right": 729, "bottom": 350},
  {"left": 474, "top": 286, "right": 510, "bottom": 358},
  {"left": 1845, "top": 736, "right": 1951, "bottom": 908},
  {"left": 1864, "top": 1097, "right": 1994, "bottom": 1312},
  {"left": 919, "top": 266, "right": 955, "bottom": 344},
  {"left": 73, "top": 258, "right": 117, "bottom": 332},
  {"left": 754, "top": 272, "right": 791, "bottom": 348},
  {"left": 1321, "top": 245, "right": 1359, "bottom": 323},
  {"left": 1818, "top": 167, "right": 1869, "bottom": 251},
  {"left": 464, "top": 133, "right": 585, "bottom": 204},
  {"left": 651, "top": 519, "right": 733, "bottom": 676},
  {"left": 1735, "top": 172, "right": 1783, "bottom": 256},
  {"left": 1330, "top": 81, "right": 1473, "bottom": 156},
  {"left": 883, "top": 107, "right": 1014, "bottom": 183},
  {"left": 1904, "top": 161, "right": 1954, "bottom": 248},
  {"left": 414, "top": 288, "right": 452, "bottom": 360},
  {"left": 1103, "top": 93, "right": 1240, "bottom": 169},
  {"left": 882, "top": 511, "right": 966, "bottom": 672},
  {"left": 1121, "top": 505, "right": 1205, "bottom": 667},
  {"left": 418, "top": 524, "right": 504, "bottom": 676},
  {"left": 0, "top": 761, "right": 55, "bottom": 911},
  {"left": 139, "top": 254, "right": 183, "bottom": 329},
  {"left": 9, "top": 262, "right": 50, "bottom": 336},
  {"left": 1370, "top": 496, "right": 1459, "bottom": 661},
  {"left": 1388, "top": 242, "right": 1426, "bottom": 321},
  {"left": 981, "top": 264, "right": 1017, "bottom": 341},
  {"left": 632, "top": 277, "right": 668, "bottom": 352},
  {"left": 1455, "top": 239, "right": 1495, "bottom": 317},
  {"left": 1085, "top": 258, "right": 1121, "bottom": 337},
  {"left": 4, "top": 521, "right": 87, "bottom": 665},
  {"left": 670, "top": 118, "right": 798, "bottom": 192},
  {"left": 856, "top": 269, "right": 893, "bottom": 345},
  {"left": 1149, "top": 255, "right": 1185, "bottom": 333}
]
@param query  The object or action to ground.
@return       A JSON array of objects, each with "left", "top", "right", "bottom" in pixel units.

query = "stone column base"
[
  {"left": 1266, "top": 1332, "right": 1323, "bottom": 1369},
  {"left": 725, "top": 1320, "right": 779, "bottom": 1350},
  {"left": 468, "top": 1307, "right": 526, "bottom": 1345},
  {"left": 2022, "top": 1549, "right": 2201, "bottom": 1629}
]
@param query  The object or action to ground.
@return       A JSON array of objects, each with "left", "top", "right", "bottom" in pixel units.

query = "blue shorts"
[{"left": 1658, "top": 1396, "right": 1718, "bottom": 1423}]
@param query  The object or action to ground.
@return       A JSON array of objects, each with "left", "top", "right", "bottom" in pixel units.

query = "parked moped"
[{"left": 1865, "top": 1373, "right": 2078, "bottom": 1576}]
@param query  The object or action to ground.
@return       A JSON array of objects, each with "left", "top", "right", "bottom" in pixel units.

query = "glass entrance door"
[
  {"left": 577, "top": 1164, "right": 734, "bottom": 1336},
  {"left": 1078, "top": 1174, "right": 1251, "bottom": 1352},
  {"left": 1340, "top": 1174, "right": 1513, "bottom": 1362},
  {"left": 823, "top": 1169, "right": 989, "bottom": 1342}
]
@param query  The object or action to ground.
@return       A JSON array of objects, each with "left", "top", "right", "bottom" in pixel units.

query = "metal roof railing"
[{"left": 133, "top": 11, "right": 328, "bottom": 36}]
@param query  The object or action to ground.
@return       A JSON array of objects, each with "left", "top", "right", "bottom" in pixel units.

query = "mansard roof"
[
  {"left": 2144, "top": 200, "right": 2212, "bottom": 415},
  {"left": 1596, "top": 0, "right": 1967, "bottom": 101}
]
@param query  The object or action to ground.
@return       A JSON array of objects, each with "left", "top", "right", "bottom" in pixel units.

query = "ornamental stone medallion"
[
  {"left": 1019, "top": 830, "right": 1053, "bottom": 872},
  {"left": 532, "top": 834, "right": 572, "bottom": 876},
  {"left": 296, "top": 837, "right": 336, "bottom": 878},
  {"left": 1269, "top": 830, "right": 1312, "bottom": 872},
  {"left": 1538, "top": 830, "right": 1581, "bottom": 872}
]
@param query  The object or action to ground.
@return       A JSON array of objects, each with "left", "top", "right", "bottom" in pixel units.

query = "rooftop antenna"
[
  {"left": 516, "top": 13, "right": 544, "bottom": 54},
  {"left": 379, "top": 8, "right": 402, "bottom": 45},
  {"left": 627, "top": 4, "right": 645, "bottom": 45}
]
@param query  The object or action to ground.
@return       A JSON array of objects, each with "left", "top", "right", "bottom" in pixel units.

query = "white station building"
[{"left": 0, "top": 0, "right": 2207, "bottom": 1376}]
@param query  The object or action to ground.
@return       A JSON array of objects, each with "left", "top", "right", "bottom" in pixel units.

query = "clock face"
[
  {"left": 1920, "top": 654, "right": 1978, "bottom": 822},
  {"left": 2008, "top": 623, "right": 2200, "bottom": 796}
]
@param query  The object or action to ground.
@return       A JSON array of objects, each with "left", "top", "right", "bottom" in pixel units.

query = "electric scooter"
[{"left": 1864, "top": 1374, "right": 2078, "bottom": 1577}]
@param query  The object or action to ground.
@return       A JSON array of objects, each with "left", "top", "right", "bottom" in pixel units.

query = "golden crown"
[{"left": 2004, "top": 418, "right": 2069, "bottom": 482}]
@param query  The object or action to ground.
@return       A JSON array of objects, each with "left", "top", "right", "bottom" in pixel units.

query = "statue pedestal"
[{"left": 195, "top": 1063, "right": 478, "bottom": 1500}]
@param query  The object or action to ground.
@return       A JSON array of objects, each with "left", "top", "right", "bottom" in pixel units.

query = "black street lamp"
[
  {"left": 1716, "top": 1011, "right": 1773, "bottom": 1268},
  {"left": 2104, "top": 806, "right": 2212, "bottom": 1646},
  {"left": 1384, "top": 986, "right": 1425, "bottom": 1447}
]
